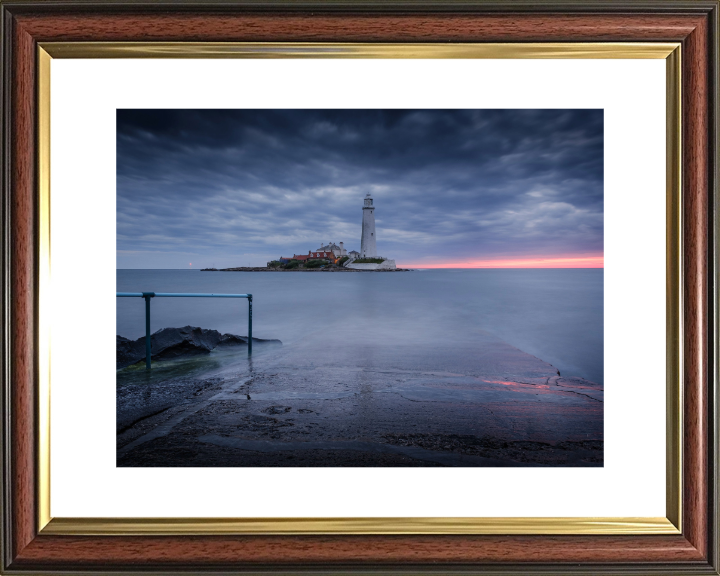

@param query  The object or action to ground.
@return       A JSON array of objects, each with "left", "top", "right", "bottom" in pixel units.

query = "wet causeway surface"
[
  {"left": 117, "top": 326, "right": 603, "bottom": 467},
  {"left": 117, "top": 331, "right": 603, "bottom": 467}
]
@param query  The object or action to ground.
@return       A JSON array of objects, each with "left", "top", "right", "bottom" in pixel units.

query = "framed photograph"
[
  {"left": 113, "top": 107, "right": 606, "bottom": 471},
  {"left": 1, "top": 1, "right": 717, "bottom": 574}
]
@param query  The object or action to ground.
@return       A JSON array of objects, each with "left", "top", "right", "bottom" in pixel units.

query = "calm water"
[{"left": 116, "top": 269, "right": 603, "bottom": 385}]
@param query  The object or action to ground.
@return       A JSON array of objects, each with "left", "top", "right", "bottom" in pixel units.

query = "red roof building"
[
  {"left": 280, "top": 251, "right": 337, "bottom": 265},
  {"left": 309, "top": 251, "right": 336, "bottom": 262}
]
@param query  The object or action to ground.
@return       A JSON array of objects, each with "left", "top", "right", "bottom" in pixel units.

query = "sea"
[{"left": 116, "top": 268, "right": 604, "bottom": 385}]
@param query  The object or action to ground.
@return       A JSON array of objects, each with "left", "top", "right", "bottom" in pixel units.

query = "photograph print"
[{"left": 116, "top": 109, "right": 604, "bottom": 467}]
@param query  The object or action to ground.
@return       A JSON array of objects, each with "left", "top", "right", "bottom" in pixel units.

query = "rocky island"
[
  {"left": 201, "top": 266, "right": 411, "bottom": 272},
  {"left": 202, "top": 193, "right": 410, "bottom": 272}
]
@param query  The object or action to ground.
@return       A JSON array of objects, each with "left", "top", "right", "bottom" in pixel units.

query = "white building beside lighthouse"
[
  {"left": 360, "top": 193, "right": 377, "bottom": 258},
  {"left": 316, "top": 241, "right": 347, "bottom": 258}
]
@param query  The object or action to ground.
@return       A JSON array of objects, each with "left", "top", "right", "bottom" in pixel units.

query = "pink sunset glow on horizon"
[{"left": 397, "top": 254, "right": 604, "bottom": 269}]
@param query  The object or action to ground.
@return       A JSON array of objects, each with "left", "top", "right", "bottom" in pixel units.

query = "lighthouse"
[{"left": 360, "top": 193, "right": 377, "bottom": 258}]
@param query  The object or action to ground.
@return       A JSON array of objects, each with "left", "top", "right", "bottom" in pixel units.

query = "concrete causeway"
[{"left": 117, "top": 329, "right": 603, "bottom": 467}]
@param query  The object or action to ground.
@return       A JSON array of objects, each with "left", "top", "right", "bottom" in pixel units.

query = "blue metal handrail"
[{"left": 116, "top": 291, "right": 253, "bottom": 369}]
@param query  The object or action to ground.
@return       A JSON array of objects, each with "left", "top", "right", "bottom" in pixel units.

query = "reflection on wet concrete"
[{"left": 117, "top": 329, "right": 603, "bottom": 467}]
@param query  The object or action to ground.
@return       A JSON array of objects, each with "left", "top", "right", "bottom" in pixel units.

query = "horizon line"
[
  {"left": 116, "top": 266, "right": 604, "bottom": 270},
  {"left": 397, "top": 255, "right": 604, "bottom": 269}
]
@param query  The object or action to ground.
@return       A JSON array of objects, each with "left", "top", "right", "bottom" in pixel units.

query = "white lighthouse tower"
[
  {"left": 360, "top": 193, "right": 377, "bottom": 258},
  {"left": 345, "top": 192, "right": 396, "bottom": 270}
]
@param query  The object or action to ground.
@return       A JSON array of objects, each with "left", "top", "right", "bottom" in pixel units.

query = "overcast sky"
[{"left": 117, "top": 109, "right": 603, "bottom": 269}]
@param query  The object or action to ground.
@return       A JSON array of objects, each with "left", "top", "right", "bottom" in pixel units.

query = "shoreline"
[{"left": 201, "top": 267, "right": 412, "bottom": 272}]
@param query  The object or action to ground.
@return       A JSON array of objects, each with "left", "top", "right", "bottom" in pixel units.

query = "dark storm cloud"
[{"left": 116, "top": 109, "right": 603, "bottom": 268}]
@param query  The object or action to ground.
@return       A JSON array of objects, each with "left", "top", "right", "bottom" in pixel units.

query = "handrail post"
[
  {"left": 142, "top": 292, "right": 155, "bottom": 370},
  {"left": 248, "top": 294, "right": 253, "bottom": 355}
]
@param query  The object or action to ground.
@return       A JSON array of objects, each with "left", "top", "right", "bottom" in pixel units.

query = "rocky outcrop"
[
  {"left": 201, "top": 265, "right": 410, "bottom": 272},
  {"left": 117, "top": 326, "right": 281, "bottom": 369},
  {"left": 117, "top": 335, "right": 145, "bottom": 370}
]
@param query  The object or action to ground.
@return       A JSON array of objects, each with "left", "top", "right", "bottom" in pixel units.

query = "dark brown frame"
[{"left": 1, "top": 1, "right": 718, "bottom": 573}]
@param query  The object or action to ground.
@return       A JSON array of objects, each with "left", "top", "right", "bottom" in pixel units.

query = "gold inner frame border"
[{"left": 36, "top": 41, "right": 682, "bottom": 536}]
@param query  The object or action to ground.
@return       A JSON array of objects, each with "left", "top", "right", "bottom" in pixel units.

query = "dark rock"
[
  {"left": 217, "top": 333, "right": 283, "bottom": 348},
  {"left": 116, "top": 326, "right": 282, "bottom": 369},
  {"left": 117, "top": 335, "right": 144, "bottom": 370},
  {"left": 151, "top": 326, "right": 222, "bottom": 360},
  {"left": 217, "top": 333, "right": 248, "bottom": 346}
]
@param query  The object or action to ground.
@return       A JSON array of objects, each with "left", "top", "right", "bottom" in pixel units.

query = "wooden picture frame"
[{"left": 1, "top": 1, "right": 718, "bottom": 573}]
